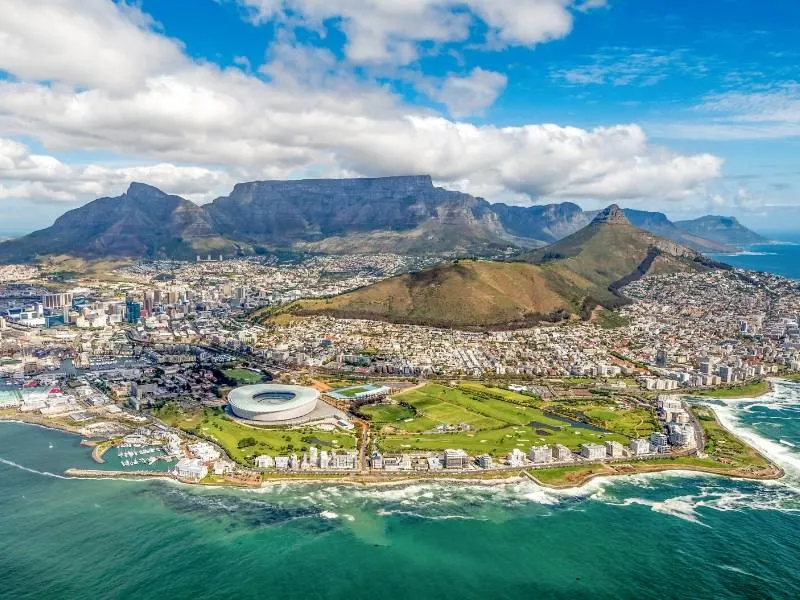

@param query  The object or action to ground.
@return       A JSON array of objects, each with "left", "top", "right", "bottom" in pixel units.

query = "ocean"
[
  {"left": 2, "top": 381, "right": 800, "bottom": 599},
  {"left": 709, "top": 233, "right": 800, "bottom": 280}
]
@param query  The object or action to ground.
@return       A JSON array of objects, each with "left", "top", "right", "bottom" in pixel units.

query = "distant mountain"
[
  {"left": 675, "top": 216, "right": 768, "bottom": 247},
  {"left": 0, "top": 176, "right": 765, "bottom": 263},
  {"left": 622, "top": 209, "right": 736, "bottom": 253},
  {"left": 271, "top": 205, "right": 712, "bottom": 329},
  {"left": 204, "top": 175, "right": 518, "bottom": 255},
  {"left": 0, "top": 183, "right": 235, "bottom": 262}
]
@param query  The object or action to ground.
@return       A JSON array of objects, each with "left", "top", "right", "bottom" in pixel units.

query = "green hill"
[{"left": 263, "top": 205, "right": 714, "bottom": 329}]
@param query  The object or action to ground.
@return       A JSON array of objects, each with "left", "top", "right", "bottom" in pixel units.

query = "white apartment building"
[
  {"left": 580, "top": 443, "right": 607, "bottom": 461},
  {"left": 605, "top": 441, "right": 625, "bottom": 458},
  {"left": 529, "top": 445, "right": 552, "bottom": 464},
  {"left": 174, "top": 458, "right": 208, "bottom": 481}
]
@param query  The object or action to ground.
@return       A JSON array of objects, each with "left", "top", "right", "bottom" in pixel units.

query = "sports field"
[{"left": 222, "top": 368, "right": 264, "bottom": 385}]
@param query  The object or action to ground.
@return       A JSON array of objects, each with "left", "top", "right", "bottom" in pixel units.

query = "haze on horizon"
[{"left": 0, "top": 0, "right": 798, "bottom": 234}]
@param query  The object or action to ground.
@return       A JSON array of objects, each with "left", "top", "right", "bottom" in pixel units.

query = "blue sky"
[{"left": 0, "top": 0, "right": 798, "bottom": 234}]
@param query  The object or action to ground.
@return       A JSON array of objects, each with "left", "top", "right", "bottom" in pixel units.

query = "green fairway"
[
  {"left": 222, "top": 368, "right": 264, "bottom": 385},
  {"left": 154, "top": 404, "right": 356, "bottom": 465},
  {"left": 379, "top": 423, "right": 628, "bottom": 456}
]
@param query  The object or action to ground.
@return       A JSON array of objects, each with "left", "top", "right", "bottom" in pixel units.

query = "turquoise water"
[
  {"left": 710, "top": 234, "right": 800, "bottom": 280},
  {"left": 2, "top": 382, "right": 800, "bottom": 599}
]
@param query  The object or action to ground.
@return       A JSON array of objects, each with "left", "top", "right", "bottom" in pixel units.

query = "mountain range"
[
  {"left": 264, "top": 205, "right": 720, "bottom": 330},
  {"left": 0, "top": 176, "right": 766, "bottom": 263}
]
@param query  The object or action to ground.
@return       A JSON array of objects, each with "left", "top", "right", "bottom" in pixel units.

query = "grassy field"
[
  {"left": 692, "top": 380, "right": 770, "bottom": 399},
  {"left": 222, "top": 368, "right": 264, "bottom": 385},
  {"left": 693, "top": 406, "right": 770, "bottom": 469},
  {"left": 531, "top": 464, "right": 611, "bottom": 485},
  {"left": 335, "top": 386, "right": 372, "bottom": 397},
  {"left": 375, "top": 383, "right": 631, "bottom": 457},
  {"left": 154, "top": 405, "right": 355, "bottom": 465}
]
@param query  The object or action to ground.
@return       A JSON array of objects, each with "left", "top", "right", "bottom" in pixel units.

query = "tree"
[{"left": 238, "top": 437, "right": 257, "bottom": 449}]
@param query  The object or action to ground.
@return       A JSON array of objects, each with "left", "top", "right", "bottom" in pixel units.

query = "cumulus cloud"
[
  {"left": 237, "top": 0, "right": 587, "bottom": 64},
  {"left": 422, "top": 68, "right": 508, "bottom": 116},
  {"left": 0, "top": 0, "right": 722, "bottom": 210},
  {"left": 0, "top": 0, "right": 184, "bottom": 92},
  {"left": 0, "top": 138, "right": 233, "bottom": 204}
]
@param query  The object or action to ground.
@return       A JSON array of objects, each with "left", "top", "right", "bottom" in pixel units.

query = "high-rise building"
[
  {"left": 655, "top": 349, "right": 668, "bottom": 367},
  {"left": 126, "top": 299, "right": 141, "bottom": 324},
  {"left": 41, "top": 292, "right": 73, "bottom": 310}
]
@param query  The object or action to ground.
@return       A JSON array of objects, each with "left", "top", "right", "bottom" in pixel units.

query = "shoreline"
[{"left": 1, "top": 397, "right": 787, "bottom": 493}]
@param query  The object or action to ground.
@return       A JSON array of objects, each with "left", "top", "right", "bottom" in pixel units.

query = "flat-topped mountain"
[
  {"left": 0, "top": 176, "right": 766, "bottom": 263},
  {"left": 269, "top": 204, "right": 714, "bottom": 329},
  {"left": 204, "top": 175, "right": 514, "bottom": 254}
]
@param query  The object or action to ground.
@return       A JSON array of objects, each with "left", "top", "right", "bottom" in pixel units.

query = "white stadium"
[{"left": 227, "top": 384, "right": 319, "bottom": 422}]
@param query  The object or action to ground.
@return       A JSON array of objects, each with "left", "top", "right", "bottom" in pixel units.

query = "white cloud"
[
  {"left": 422, "top": 68, "right": 507, "bottom": 116},
  {"left": 0, "top": 138, "right": 233, "bottom": 204},
  {"left": 0, "top": 0, "right": 722, "bottom": 211},
  {"left": 0, "top": 0, "right": 184, "bottom": 92},
  {"left": 237, "top": 0, "right": 591, "bottom": 64}
]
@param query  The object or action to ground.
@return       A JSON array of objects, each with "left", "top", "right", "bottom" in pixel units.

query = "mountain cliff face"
[
  {"left": 203, "top": 175, "right": 515, "bottom": 254},
  {"left": 675, "top": 216, "right": 768, "bottom": 247},
  {"left": 491, "top": 202, "right": 589, "bottom": 244},
  {"left": 0, "top": 176, "right": 767, "bottom": 263},
  {"left": 0, "top": 183, "right": 232, "bottom": 262}
]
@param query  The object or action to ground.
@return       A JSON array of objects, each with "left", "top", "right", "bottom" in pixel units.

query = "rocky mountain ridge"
[{"left": 0, "top": 177, "right": 766, "bottom": 262}]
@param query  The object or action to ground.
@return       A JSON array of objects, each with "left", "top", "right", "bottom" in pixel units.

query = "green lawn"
[
  {"left": 693, "top": 406, "right": 770, "bottom": 469},
  {"left": 692, "top": 380, "right": 770, "bottom": 399},
  {"left": 531, "top": 464, "right": 610, "bottom": 485},
  {"left": 222, "top": 368, "right": 264, "bottom": 385},
  {"left": 155, "top": 405, "right": 356, "bottom": 465}
]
